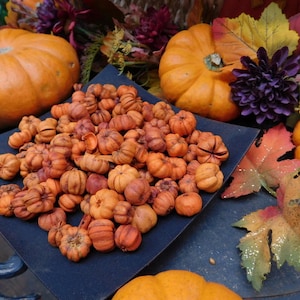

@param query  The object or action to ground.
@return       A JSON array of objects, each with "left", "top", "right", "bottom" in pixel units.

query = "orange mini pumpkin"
[
  {"left": 107, "top": 164, "right": 140, "bottom": 193},
  {"left": 114, "top": 224, "right": 142, "bottom": 252},
  {"left": 59, "top": 226, "right": 92, "bottom": 262},
  {"left": 89, "top": 188, "right": 120, "bottom": 220},
  {"left": 0, "top": 153, "right": 20, "bottom": 180},
  {"left": 175, "top": 192, "right": 203, "bottom": 217},
  {"left": 38, "top": 207, "right": 67, "bottom": 231},
  {"left": 195, "top": 162, "right": 224, "bottom": 193},
  {"left": 124, "top": 177, "right": 151, "bottom": 206},
  {"left": 146, "top": 152, "right": 173, "bottom": 179},
  {"left": 0, "top": 193, "right": 15, "bottom": 217},
  {"left": 197, "top": 134, "right": 229, "bottom": 165},
  {"left": 131, "top": 204, "right": 158, "bottom": 233},
  {"left": 168, "top": 110, "right": 197, "bottom": 137},
  {"left": 88, "top": 218, "right": 116, "bottom": 252}
]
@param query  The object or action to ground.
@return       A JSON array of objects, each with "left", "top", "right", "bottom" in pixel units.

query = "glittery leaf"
[
  {"left": 222, "top": 123, "right": 300, "bottom": 199},
  {"left": 212, "top": 2, "right": 299, "bottom": 65},
  {"left": 236, "top": 224, "right": 271, "bottom": 291},
  {"left": 233, "top": 205, "right": 300, "bottom": 291}
]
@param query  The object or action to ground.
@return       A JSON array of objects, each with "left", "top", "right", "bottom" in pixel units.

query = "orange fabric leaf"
[{"left": 222, "top": 123, "right": 300, "bottom": 199}]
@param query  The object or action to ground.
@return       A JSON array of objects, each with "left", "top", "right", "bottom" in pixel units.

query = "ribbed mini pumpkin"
[{"left": 0, "top": 28, "right": 80, "bottom": 130}]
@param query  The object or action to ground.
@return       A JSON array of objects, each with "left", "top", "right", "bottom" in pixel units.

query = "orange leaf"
[
  {"left": 222, "top": 123, "right": 300, "bottom": 199},
  {"left": 212, "top": 16, "right": 257, "bottom": 65},
  {"left": 212, "top": 2, "right": 299, "bottom": 65}
]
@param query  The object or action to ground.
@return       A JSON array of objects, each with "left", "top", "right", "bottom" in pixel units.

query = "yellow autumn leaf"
[
  {"left": 212, "top": 2, "right": 299, "bottom": 64},
  {"left": 256, "top": 2, "right": 299, "bottom": 55}
]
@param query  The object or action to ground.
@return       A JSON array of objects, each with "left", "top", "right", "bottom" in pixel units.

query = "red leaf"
[
  {"left": 289, "top": 13, "right": 300, "bottom": 55},
  {"left": 222, "top": 123, "right": 300, "bottom": 199}
]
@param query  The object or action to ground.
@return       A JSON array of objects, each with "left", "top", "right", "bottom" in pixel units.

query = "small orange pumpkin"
[
  {"left": 23, "top": 183, "right": 56, "bottom": 214},
  {"left": 114, "top": 224, "right": 142, "bottom": 252},
  {"left": 178, "top": 174, "right": 198, "bottom": 194},
  {"left": 58, "top": 193, "right": 83, "bottom": 212},
  {"left": 38, "top": 207, "right": 67, "bottom": 231},
  {"left": 59, "top": 226, "right": 92, "bottom": 262},
  {"left": 175, "top": 192, "right": 203, "bottom": 217},
  {"left": 155, "top": 178, "right": 179, "bottom": 198},
  {"left": 11, "top": 190, "right": 37, "bottom": 220},
  {"left": 74, "top": 152, "right": 110, "bottom": 175},
  {"left": 47, "top": 221, "right": 71, "bottom": 247},
  {"left": 146, "top": 152, "right": 173, "bottom": 179},
  {"left": 168, "top": 110, "right": 197, "bottom": 137},
  {"left": 97, "top": 128, "right": 124, "bottom": 154},
  {"left": 113, "top": 201, "right": 135, "bottom": 225},
  {"left": 195, "top": 162, "right": 224, "bottom": 193},
  {"left": 42, "top": 151, "right": 69, "bottom": 179},
  {"left": 152, "top": 190, "right": 175, "bottom": 216},
  {"left": 124, "top": 178, "right": 151, "bottom": 206},
  {"left": 0, "top": 193, "right": 15, "bottom": 217},
  {"left": 0, "top": 153, "right": 21, "bottom": 180},
  {"left": 88, "top": 219, "right": 116, "bottom": 252},
  {"left": 165, "top": 133, "right": 188, "bottom": 157},
  {"left": 197, "top": 134, "right": 229, "bottom": 165},
  {"left": 107, "top": 164, "right": 140, "bottom": 193},
  {"left": 89, "top": 188, "right": 120, "bottom": 220},
  {"left": 59, "top": 168, "right": 87, "bottom": 195},
  {"left": 131, "top": 204, "right": 158, "bottom": 234},
  {"left": 8, "top": 130, "right": 33, "bottom": 149},
  {"left": 112, "top": 140, "right": 137, "bottom": 165},
  {"left": 152, "top": 101, "right": 175, "bottom": 122}
]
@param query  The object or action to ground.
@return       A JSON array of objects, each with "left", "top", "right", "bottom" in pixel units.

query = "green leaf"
[
  {"left": 238, "top": 225, "right": 271, "bottom": 291},
  {"left": 257, "top": 2, "right": 298, "bottom": 56},
  {"left": 269, "top": 216, "right": 300, "bottom": 270},
  {"left": 80, "top": 34, "right": 104, "bottom": 84}
]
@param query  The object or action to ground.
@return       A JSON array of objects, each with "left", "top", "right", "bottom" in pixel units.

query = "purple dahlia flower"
[{"left": 230, "top": 46, "right": 300, "bottom": 124}]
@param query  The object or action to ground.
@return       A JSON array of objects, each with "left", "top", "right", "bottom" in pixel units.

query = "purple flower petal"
[{"left": 231, "top": 46, "right": 300, "bottom": 125}]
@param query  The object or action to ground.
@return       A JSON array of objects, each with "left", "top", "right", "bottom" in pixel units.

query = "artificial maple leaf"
[
  {"left": 221, "top": 123, "right": 300, "bottom": 199},
  {"left": 289, "top": 13, "right": 300, "bottom": 56},
  {"left": 233, "top": 171, "right": 300, "bottom": 291},
  {"left": 212, "top": 2, "right": 299, "bottom": 65}
]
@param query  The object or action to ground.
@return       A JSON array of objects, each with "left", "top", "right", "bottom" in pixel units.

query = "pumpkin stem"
[
  {"left": 203, "top": 53, "right": 225, "bottom": 71},
  {"left": 78, "top": 214, "right": 92, "bottom": 230}
]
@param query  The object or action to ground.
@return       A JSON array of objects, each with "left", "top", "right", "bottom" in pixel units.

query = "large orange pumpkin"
[
  {"left": 158, "top": 23, "right": 241, "bottom": 122},
  {"left": 0, "top": 28, "right": 80, "bottom": 130},
  {"left": 112, "top": 269, "right": 242, "bottom": 300}
]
